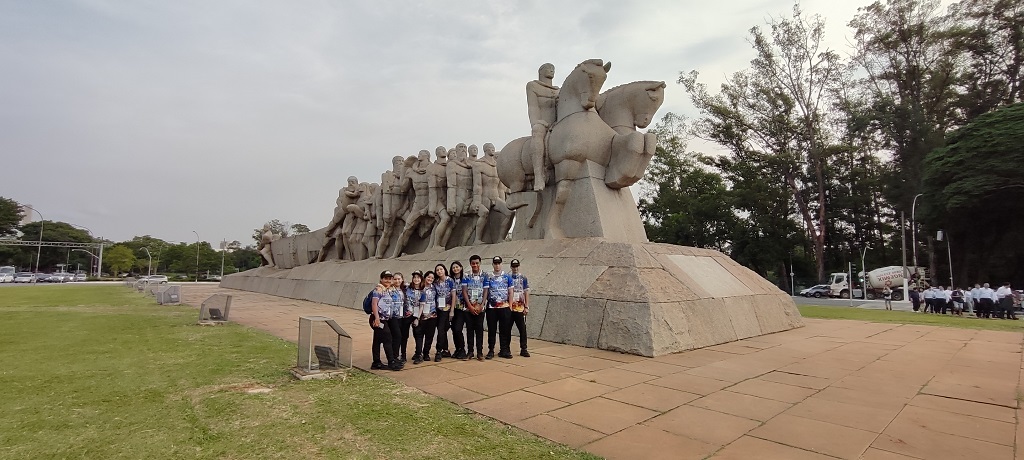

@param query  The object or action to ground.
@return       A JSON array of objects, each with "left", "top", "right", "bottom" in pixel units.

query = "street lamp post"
[
  {"left": 220, "top": 238, "right": 226, "bottom": 280},
  {"left": 71, "top": 249, "right": 99, "bottom": 277},
  {"left": 860, "top": 245, "right": 869, "bottom": 300},
  {"left": 901, "top": 211, "right": 909, "bottom": 300},
  {"left": 910, "top": 193, "right": 924, "bottom": 276},
  {"left": 192, "top": 231, "right": 200, "bottom": 283},
  {"left": 141, "top": 247, "right": 152, "bottom": 277},
  {"left": 21, "top": 205, "right": 44, "bottom": 273}
]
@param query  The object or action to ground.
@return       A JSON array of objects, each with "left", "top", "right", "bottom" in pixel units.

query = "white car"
[
  {"left": 145, "top": 275, "right": 169, "bottom": 284},
  {"left": 13, "top": 273, "right": 37, "bottom": 283},
  {"left": 74, "top": 273, "right": 87, "bottom": 282},
  {"left": 0, "top": 273, "right": 13, "bottom": 283}
]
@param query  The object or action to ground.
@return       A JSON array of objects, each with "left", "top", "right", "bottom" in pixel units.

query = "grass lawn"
[
  {"left": 798, "top": 305, "right": 1024, "bottom": 333},
  {"left": 0, "top": 285, "right": 597, "bottom": 460}
]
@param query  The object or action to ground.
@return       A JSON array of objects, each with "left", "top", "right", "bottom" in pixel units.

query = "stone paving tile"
[
  {"left": 690, "top": 390, "right": 791, "bottom": 421},
  {"left": 908, "top": 394, "right": 1016, "bottom": 423},
  {"left": 892, "top": 405, "right": 1015, "bottom": 446},
  {"left": 705, "top": 342, "right": 764, "bottom": 355},
  {"left": 644, "top": 404, "right": 760, "bottom": 446},
  {"left": 531, "top": 344, "right": 593, "bottom": 358},
  {"left": 759, "top": 371, "right": 834, "bottom": 390},
  {"left": 513, "top": 414, "right": 604, "bottom": 448},
  {"left": 921, "top": 380, "right": 1019, "bottom": 408},
  {"left": 582, "top": 349, "right": 647, "bottom": 363},
  {"left": 683, "top": 361, "right": 775, "bottom": 383},
  {"left": 583, "top": 425, "right": 717, "bottom": 460},
  {"left": 387, "top": 365, "right": 470, "bottom": 387},
  {"left": 549, "top": 397, "right": 659, "bottom": 434},
  {"left": 813, "top": 386, "right": 911, "bottom": 411},
  {"left": 859, "top": 447, "right": 921, "bottom": 460},
  {"left": 501, "top": 361, "right": 586, "bottom": 382},
  {"left": 419, "top": 381, "right": 486, "bottom": 404},
  {"left": 777, "top": 361, "right": 855, "bottom": 380},
  {"left": 554, "top": 355, "right": 621, "bottom": 372},
  {"left": 524, "top": 377, "right": 616, "bottom": 404},
  {"left": 602, "top": 383, "right": 701, "bottom": 412},
  {"left": 750, "top": 413, "right": 877, "bottom": 459},
  {"left": 726, "top": 378, "right": 819, "bottom": 403},
  {"left": 613, "top": 359, "right": 689, "bottom": 376},
  {"left": 711, "top": 436, "right": 836, "bottom": 460},
  {"left": 873, "top": 414, "right": 1014, "bottom": 460},
  {"left": 464, "top": 390, "right": 567, "bottom": 424},
  {"left": 1016, "top": 408, "right": 1024, "bottom": 460},
  {"left": 575, "top": 367, "right": 657, "bottom": 388},
  {"left": 652, "top": 349, "right": 736, "bottom": 368},
  {"left": 784, "top": 396, "right": 902, "bottom": 433},
  {"left": 646, "top": 372, "right": 733, "bottom": 395},
  {"left": 448, "top": 371, "right": 541, "bottom": 397}
]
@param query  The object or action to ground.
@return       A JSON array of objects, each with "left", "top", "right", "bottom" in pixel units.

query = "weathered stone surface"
[
  {"left": 539, "top": 296, "right": 606, "bottom": 348},
  {"left": 224, "top": 239, "right": 803, "bottom": 356}
]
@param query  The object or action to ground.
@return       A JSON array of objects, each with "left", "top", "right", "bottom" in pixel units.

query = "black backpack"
[{"left": 362, "top": 290, "right": 374, "bottom": 314}]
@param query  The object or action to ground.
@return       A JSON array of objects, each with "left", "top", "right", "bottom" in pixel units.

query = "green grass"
[
  {"left": 0, "top": 285, "right": 598, "bottom": 460},
  {"left": 798, "top": 305, "right": 1024, "bottom": 332}
]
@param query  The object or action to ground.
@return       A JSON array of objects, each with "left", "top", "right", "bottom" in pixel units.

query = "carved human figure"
[
  {"left": 374, "top": 156, "right": 407, "bottom": 259},
  {"left": 317, "top": 176, "right": 361, "bottom": 262},
  {"left": 393, "top": 150, "right": 434, "bottom": 256},
  {"left": 258, "top": 223, "right": 281, "bottom": 267},
  {"left": 448, "top": 144, "right": 475, "bottom": 217},
  {"left": 472, "top": 143, "right": 513, "bottom": 243},
  {"left": 345, "top": 182, "right": 378, "bottom": 261},
  {"left": 427, "top": 146, "right": 452, "bottom": 250},
  {"left": 526, "top": 63, "right": 559, "bottom": 191}
]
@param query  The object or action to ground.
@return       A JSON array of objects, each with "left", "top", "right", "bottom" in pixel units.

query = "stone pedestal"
[
  {"left": 223, "top": 238, "right": 803, "bottom": 357},
  {"left": 510, "top": 161, "right": 648, "bottom": 242}
]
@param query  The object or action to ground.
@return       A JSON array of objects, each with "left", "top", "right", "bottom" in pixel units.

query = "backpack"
[{"left": 362, "top": 290, "right": 374, "bottom": 314}]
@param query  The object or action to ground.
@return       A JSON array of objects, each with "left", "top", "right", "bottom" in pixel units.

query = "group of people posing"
[
  {"left": 909, "top": 282, "right": 1019, "bottom": 319},
  {"left": 367, "top": 255, "right": 531, "bottom": 371}
]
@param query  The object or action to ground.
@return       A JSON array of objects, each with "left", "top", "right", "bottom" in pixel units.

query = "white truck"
[
  {"left": 826, "top": 266, "right": 927, "bottom": 301},
  {"left": 0, "top": 266, "right": 14, "bottom": 283}
]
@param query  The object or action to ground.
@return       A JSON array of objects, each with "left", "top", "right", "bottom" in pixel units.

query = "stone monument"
[{"left": 224, "top": 58, "right": 803, "bottom": 357}]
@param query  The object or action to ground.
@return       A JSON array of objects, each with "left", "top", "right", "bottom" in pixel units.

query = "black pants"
[
  {"left": 450, "top": 309, "right": 467, "bottom": 353},
  {"left": 386, "top": 317, "right": 403, "bottom": 363},
  {"left": 912, "top": 299, "right": 920, "bottom": 311},
  {"left": 1000, "top": 297, "right": 1016, "bottom": 319},
  {"left": 370, "top": 316, "right": 395, "bottom": 366},
  {"left": 487, "top": 307, "right": 513, "bottom": 354},
  {"left": 435, "top": 309, "right": 451, "bottom": 353},
  {"left": 414, "top": 316, "right": 438, "bottom": 356},
  {"left": 399, "top": 316, "right": 414, "bottom": 358},
  {"left": 511, "top": 310, "right": 528, "bottom": 351},
  {"left": 979, "top": 298, "right": 993, "bottom": 318},
  {"left": 465, "top": 310, "right": 485, "bottom": 354}
]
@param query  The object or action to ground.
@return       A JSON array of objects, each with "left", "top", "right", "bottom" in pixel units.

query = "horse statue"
[{"left": 496, "top": 59, "right": 665, "bottom": 239}]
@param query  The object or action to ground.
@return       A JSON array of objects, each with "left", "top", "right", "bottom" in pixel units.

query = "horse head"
[
  {"left": 596, "top": 81, "right": 666, "bottom": 131},
  {"left": 557, "top": 59, "right": 610, "bottom": 118},
  {"left": 633, "top": 81, "right": 666, "bottom": 128}
]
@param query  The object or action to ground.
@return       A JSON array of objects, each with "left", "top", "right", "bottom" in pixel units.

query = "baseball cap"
[
  {"left": 492, "top": 256, "right": 503, "bottom": 264},
  {"left": 380, "top": 270, "right": 393, "bottom": 279},
  {"left": 510, "top": 259, "right": 520, "bottom": 267}
]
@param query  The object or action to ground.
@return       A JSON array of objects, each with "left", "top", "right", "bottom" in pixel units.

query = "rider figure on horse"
[{"left": 526, "top": 63, "right": 558, "bottom": 192}]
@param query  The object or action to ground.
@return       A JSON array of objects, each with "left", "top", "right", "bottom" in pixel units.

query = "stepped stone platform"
[{"left": 223, "top": 238, "right": 802, "bottom": 357}]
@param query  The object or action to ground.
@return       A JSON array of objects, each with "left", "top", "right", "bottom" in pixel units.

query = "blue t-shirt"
[
  {"left": 372, "top": 287, "right": 399, "bottom": 320},
  {"left": 421, "top": 285, "right": 439, "bottom": 317},
  {"left": 435, "top": 277, "right": 456, "bottom": 311},
  {"left": 450, "top": 276, "right": 466, "bottom": 310},
  {"left": 462, "top": 272, "right": 489, "bottom": 307},
  {"left": 404, "top": 288, "right": 421, "bottom": 316},
  {"left": 487, "top": 271, "right": 513, "bottom": 306}
]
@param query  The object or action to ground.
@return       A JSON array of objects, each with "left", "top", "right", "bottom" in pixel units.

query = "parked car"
[
  {"left": 74, "top": 273, "right": 87, "bottom": 282},
  {"left": 801, "top": 284, "right": 831, "bottom": 298},
  {"left": 13, "top": 272, "right": 36, "bottom": 283},
  {"left": 145, "top": 275, "right": 169, "bottom": 284},
  {"left": 0, "top": 273, "right": 13, "bottom": 283}
]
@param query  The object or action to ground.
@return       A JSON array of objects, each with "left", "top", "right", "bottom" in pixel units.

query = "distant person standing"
[
  {"left": 922, "top": 286, "right": 935, "bottom": 313},
  {"left": 882, "top": 286, "right": 893, "bottom": 310},
  {"left": 433, "top": 264, "right": 456, "bottom": 361},
  {"left": 979, "top": 283, "right": 995, "bottom": 318},
  {"left": 951, "top": 287, "right": 964, "bottom": 316},
  {"left": 910, "top": 287, "right": 921, "bottom": 312},
  {"left": 485, "top": 256, "right": 514, "bottom": 359},
  {"left": 508, "top": 259, "right": 531, "bottom": 357},
  {"left": 448, "top": 261, "right": 468, "bottom": 360},
  {"left": 369, "top": 270, "right": 400, "bottom": 371},
  {"left": 462, "top": 255, "right": 488, "bottom": 361},
  {"left": 997, "top": 282, "right": 1017, "bottom": 320}
]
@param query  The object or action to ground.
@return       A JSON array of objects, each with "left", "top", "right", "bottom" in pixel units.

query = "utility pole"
[
  {"left": 192, "top": 231, "right": 200, "bottom": 283},
  {"left": 901, "top": 211, "right": 908, "bottom": 301},
  {"left": 141, "top": 247, "right": 152, "bottom": 277}
]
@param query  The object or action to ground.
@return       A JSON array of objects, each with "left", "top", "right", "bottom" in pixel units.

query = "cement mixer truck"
[{"left": 826, "top": 266, "right": 927, "bottom": 301}]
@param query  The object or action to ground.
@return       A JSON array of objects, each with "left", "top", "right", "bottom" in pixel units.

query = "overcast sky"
[{"left": 1, "top": 0, "right": 868, "bottom": 247}]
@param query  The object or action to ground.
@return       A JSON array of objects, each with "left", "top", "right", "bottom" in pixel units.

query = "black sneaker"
[
  {"left": 466, "top": 353, "right": 474, "bottom": 361},
  {"left": 499, "top": 351, "right": 513, "bottom": 359},
  {"left": 485, "top": 351, "right": 495, "bottom": 360},
  {"left": 370, "top": 362, "right": 385, "bottom": 370},
  {"left": 441, "top": 350, "right": 452, "bottom": 358},
  {"left": 434, "top": 354, "right": 442, "bottom": 362},
  {"left": 412, "top": 354, "right": 423, "bottom": 365},
  {"left": 422, "top": 353, "right": 431, "bottom": 362},
  {"left": 399, "top": 355, "right": 407, "bottom": 363},
  {"left": 477, "top": 353, "right": 484, "bottom": 361},
  {"left": 388, "top": 361, "right": 402, "bottom": 371},
  {"left": 453, "top": 350, "right": 467, "bottom": 360},
  {"left": 520, "top": 350, "right": 531, "bottom": 358}
]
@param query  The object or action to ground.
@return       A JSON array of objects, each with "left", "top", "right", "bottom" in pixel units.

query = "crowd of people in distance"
[
  {"left": 367, "top": 255, "right": 530, "bottom": 371},
  {"left": 908, "top": 282, "right": 1020, "bottom": 319}
]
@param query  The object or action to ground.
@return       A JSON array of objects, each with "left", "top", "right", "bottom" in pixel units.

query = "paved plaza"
[{"left": 182, "top": 285, "right": 1024, "bottom": 459}]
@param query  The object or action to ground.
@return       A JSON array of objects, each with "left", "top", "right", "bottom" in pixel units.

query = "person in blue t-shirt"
[
  {"left": 485, "top": 256, "right": 514, "bottom": 359},
  {"left": 400, "top": 271, "right": 422, "bottom": 363},
  {"left": 369, "top": 270, "right": 401, "bottom": 371},
  {"left": 461, "top": 255, "right": 489, "bottom": 361},
  {"left": 448, "top": 261, "right": 468, "bottom": 360},
  {"left": 433, "top": 263, "right": 456, "bottom": 362},
  {"left": 412, "top": 271, "right": 440, "bottom": 364},
  {"left": 508, "top": 259, "right": 531, "bottom": 357}
]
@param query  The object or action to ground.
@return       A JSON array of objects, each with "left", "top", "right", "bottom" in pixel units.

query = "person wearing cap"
[
  {"left": 508, "top": 259, "right": 531, "bottom": 357},
  {"left": 485, "top": 256, "right": 514, "bottom": 359},
  {"left": 370, "top": 270, "right": 401, "bottom": 371},
  {"left": 461, "top": 255, "right": 489, "bottom": 361}
]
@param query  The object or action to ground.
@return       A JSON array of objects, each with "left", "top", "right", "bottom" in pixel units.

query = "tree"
[
  {"left": 680, "top": 4, "right": 847, "bottom": 280},
  {"left": 252, "top": 219, "right": 291, "bottom": 245},
  {"left": 290, "top": 223, "right": 310, "bottom": 234},
  {"left": 0, "top": 197, "right": 25, "bottom": 238},
  {"left": 103, "top": 245, "right": 136, "bottom": 276},
  {"left": 921, "top": 102, "right": 1024, "bottom": 285},
  {"left": 15, "top": 221, "right": 93, "bottom": 272},
  {"left": 947, "top": 0, "right": 1024, "bottom": 120}
]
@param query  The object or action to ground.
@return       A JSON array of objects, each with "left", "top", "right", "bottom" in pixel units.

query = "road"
[{"left": 792, "top": 295, "right": 919, "bottom": 312}]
